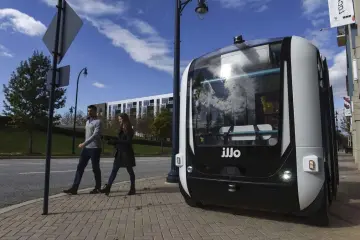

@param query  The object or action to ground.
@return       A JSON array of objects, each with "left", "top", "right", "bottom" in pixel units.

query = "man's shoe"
[
  {"left": 89, "top": 188, "right": 100, "bottom": 194},
  {"left": 63, "top": 187, "right": 77, "bottom": 195}
]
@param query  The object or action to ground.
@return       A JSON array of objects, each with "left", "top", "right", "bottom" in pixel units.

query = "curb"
[{"left": 0, "top": 175, "right": 168, "bottom": 215}]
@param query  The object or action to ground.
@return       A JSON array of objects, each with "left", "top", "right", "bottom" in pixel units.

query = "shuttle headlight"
[{"left": 281, "top": 170, "right": 292, "bottom": 182}]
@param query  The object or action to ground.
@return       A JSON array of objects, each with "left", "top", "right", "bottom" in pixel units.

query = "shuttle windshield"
[{"left": 189, "top": 42, "right": 282, "bottom": 147}]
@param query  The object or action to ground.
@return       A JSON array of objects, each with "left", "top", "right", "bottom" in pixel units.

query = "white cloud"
[
  {"left": 311, "top": 18, "right": 325, "bottom": 27},
  {"left": 137, "top": 9, "right": 144, "bottom": 15},
  {"left": 92, "top": 82, "right": 106, "bottom": 88},
  {"left": 40, "top": 0, "right": 187, "bottom": 75},
  {"left": 314, "top": 10, "right": 329, "bottom": 19},
  {"left": 41, "top": 0, "right": 127, "bottom": 16},
  {"left": 0, "top": 8, "right": 46, "bottom": 36},
  {"left": 305, "top": 28, "right": 335, "bottom": 59},
  {"left": 256, "top": 5, "right": 268, "bottom": 13},
  {"left": 302, "top": 0, "right": 325, "bottom": 15},
  {"left": 213, "top": 0, "right": 271, "bottom": 12},
  {"left": 302, "top": 0, "right": 329, "bottom": 27},
  {"left": 329, "top": 49, "right": 347, "bottom": 97},
  {"left": 0, "top": 44, "right": 13, "bottom": 57},
  {"left": 128, "top": 19, "right": 158, "bottom": 36},
  {"left": 86, "top": 17, "right": 182, "bottom": 74}
]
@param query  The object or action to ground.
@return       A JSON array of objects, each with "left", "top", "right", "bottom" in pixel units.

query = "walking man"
[{"left": 63, "top": 105, "right": 103, "bottom": 195}]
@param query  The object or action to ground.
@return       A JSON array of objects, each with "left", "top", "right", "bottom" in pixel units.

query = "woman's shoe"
[
  {"left": 100, "top": 184, "right": 111, "bottom": 196},
  {"left": 128, "top": 186, "right": 135, "bottom": 195}
]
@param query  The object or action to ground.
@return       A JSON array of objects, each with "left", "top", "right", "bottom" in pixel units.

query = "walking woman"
[{"left": 100, "top": 113, "right": 136, "bottom": 196}]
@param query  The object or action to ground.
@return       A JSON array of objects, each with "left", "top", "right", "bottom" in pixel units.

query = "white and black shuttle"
[{"left": 175, "top": 36, "right": 339, "bottom": 225}]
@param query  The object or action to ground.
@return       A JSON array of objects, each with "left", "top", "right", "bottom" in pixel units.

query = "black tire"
[{"left": 179, "top": 182, "right": 203, "bottom": 208}]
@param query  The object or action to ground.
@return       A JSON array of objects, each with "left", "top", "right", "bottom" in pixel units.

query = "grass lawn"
[{"left": 0, "top": 129, "right": 172, "bottom": 156}]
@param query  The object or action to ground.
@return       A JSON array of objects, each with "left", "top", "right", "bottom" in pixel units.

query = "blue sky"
[{"left": 0, "top": 0, "right": 347, "bottom": 116}]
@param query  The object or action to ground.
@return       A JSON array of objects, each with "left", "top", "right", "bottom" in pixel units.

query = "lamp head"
[
  {"left": 234, "top": 35, "right": 245, "bottom": 44},
  {"left": 195, "top": 0, "right": 208, "bottom": 14},
  {"left": 83, "top": 67, "right": 88, "bottom": 77}
]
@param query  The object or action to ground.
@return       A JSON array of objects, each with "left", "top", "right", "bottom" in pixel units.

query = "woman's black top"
[{"left": 107, "top": 129, "right": 136, "bottom": 167}]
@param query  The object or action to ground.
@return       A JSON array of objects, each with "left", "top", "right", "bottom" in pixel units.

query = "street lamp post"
[
  {"left": 166, "top": 0, "right": 209, "bottom": 183},
  {"left": 72, "top": 67, "right": 88, "bottom": 154}
]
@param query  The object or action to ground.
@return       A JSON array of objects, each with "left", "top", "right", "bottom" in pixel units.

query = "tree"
[
  {"left": 339, "top": 115, "right": 351, "bottom": 136},
  {"left": 151, "top": 108, "right": 172, "bottom": 140},
  {"left": 2, "top": 51, "right": 66, "bottom": 153},
  {"left": 102, "top": 116, "right": 120, "bottom": 136},
  {"left": 60, "top": 112, "right": 73, "bottom": 125},
  {"left": 129, "top": 115, "right": 137, "bottom": 132},
  {"left": 60, "top": 109, "right": 87, "bottom": 126},
  {"left": 137, "top": 114, "right": 154, "bottom": 136},
  {"left": 193, "top": 72, "right": 205, "bottom": 130}
]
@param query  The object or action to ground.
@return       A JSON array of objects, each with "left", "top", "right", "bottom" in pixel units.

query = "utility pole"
[{"left": 42, "top": 0, "right": 83, "bottom": 214}]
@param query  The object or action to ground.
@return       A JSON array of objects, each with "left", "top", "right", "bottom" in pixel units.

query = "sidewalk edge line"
[{"left": 0, "top": 175, "right": 167, "bottom": 215}]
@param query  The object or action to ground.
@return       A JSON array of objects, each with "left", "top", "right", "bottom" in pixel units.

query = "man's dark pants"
[{"left": 73, "top": 148, "right": 102, "bottom": 189}]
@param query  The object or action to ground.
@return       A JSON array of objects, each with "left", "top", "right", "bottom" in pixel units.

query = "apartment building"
[{"left": 106, "top": 93, "right": 173, "bottom": 120}]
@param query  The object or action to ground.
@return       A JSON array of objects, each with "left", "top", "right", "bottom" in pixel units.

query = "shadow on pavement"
[
  {"left": 47, "top": 202, "right": 178, "bottom": 215},
  {"left": 200, "top": 202, "right": 353, "bottom": 228},
  {"left": 108, "top": 185, "right": 180, "bottom": 197},
  {"left": 72, "top": 185, "right": 180, "bottom": 196},
  {"left": 340, "top": 158, "right": 357, "bottom": 163},
  {"left": 339, "top": 166, "right": 358, "bottom": 172},
  {"left": 330, "top": 181, "right": 360, "bottom": 226}
]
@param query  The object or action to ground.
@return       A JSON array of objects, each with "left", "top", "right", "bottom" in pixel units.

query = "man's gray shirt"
[{"left": 83, "top": 118, "right": 102, "bottom": 148}]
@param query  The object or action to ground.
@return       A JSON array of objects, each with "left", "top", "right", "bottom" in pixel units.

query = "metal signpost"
[{"left": 42, "top": 0, "right": 83, "bottom": 215}]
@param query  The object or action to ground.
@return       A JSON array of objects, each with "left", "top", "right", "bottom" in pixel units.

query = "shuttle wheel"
[{"left": 179, "top": 183, "right": 203, "bottom": 208}]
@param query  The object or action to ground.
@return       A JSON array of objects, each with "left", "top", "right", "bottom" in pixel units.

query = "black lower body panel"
[{"left": 187, "top": 177, "right": 300, "bottom": 213}]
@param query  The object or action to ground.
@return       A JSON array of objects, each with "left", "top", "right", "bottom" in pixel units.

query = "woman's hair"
[{"left": 119, "top": 113, "right": 133, "bottom": 134}]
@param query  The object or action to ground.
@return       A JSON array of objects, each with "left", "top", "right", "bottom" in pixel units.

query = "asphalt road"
[{"left": 0, "top": 157, "right": 170, "bottom": 208}]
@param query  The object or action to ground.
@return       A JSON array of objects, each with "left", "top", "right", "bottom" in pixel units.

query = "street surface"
[{"left": 0, "top": 157, "right": 170, "bottom": 208}]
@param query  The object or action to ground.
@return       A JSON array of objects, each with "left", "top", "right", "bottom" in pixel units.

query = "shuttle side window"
[{"left": 317, "top": 53, "right": 324, "bottom": 89}]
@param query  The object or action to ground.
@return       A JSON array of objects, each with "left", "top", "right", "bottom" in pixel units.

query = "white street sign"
[
  {"left": 344, "top": 108, "right": 352, "bottom": 117},
  {"left": 42, "top": 0, "right": 83, "bottom": 64},
  {"left": 46, "top": 65, "right": 70, "bottom": 90},
  {"left": 327, "top": 0, "right": 356, "bottom": 28}
]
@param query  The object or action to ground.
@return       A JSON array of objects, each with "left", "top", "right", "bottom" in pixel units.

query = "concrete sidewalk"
[{"left": 1, "top": 154, "right": 360, "bottom": 240}]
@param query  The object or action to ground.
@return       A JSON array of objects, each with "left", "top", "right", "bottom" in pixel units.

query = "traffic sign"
[
  {"left": 46, "top": 65, "right": 70, "bottom": 90},
  {"left": 42, "top": 0, "right": 83, "bottom": 64}
]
